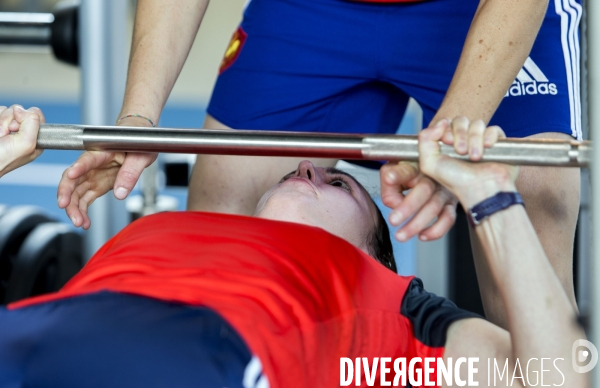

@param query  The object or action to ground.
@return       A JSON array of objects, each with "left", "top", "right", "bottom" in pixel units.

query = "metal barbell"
[{"left": 36, "top": 124, "right": 592, "bottom": 167}]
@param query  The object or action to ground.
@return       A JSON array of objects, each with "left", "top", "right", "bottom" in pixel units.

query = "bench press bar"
[{"left": 36, "top": 124, "right": 592, "bottom": 167}]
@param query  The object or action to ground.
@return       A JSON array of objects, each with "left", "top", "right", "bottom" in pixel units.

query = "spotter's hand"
[
  {"left": 0, "top": 105, "right": 45, "bottom": 178},
  {"left": 57, "top": 116, "right": 157, "bottom": 229},
  {"left": 380, "top": 117, "right": 510, "bottom": 242},
  {"left": 380, "top": 161, "right": 457, "bottom": 242}
]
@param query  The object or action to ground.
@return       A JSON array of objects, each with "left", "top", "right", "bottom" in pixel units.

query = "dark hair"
[
  {"left": 366, "top": 203, "right": 397, "bottom": 273},
  {"left": 332, "top": 169, "right": 396, "bottom": 273}
]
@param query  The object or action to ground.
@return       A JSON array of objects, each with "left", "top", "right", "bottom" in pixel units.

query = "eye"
[{"left": 329, "top": 177, "right": 351, "bottom": 192}]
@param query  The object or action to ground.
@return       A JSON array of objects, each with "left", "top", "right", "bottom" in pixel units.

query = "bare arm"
[
  {"left": 416, "top": 122, "right": 587, "bottom": 387},
  {"left": 432, "top": 0, "right": 549, "bottom": 124},
  {"left": 120, "top": 0, "right": 210, "bottom": 122},
  {"left": 444, "top": 207, "right": 585, "bottom": 387},
  {"left": 57, "top": 0, "right": 210, "bottom": 228},
  {"left": 380, "top": 0, "right": 549, "bottom": 246}
]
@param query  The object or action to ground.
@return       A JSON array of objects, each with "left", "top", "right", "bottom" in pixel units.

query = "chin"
[
  {"left": 257, "top": 201, "right": 318, "bottom": 226},
  {"left": 259, "top": 206, "right": 315, "bottom": 225}
]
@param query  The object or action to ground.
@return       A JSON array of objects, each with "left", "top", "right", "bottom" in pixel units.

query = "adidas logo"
[{"left": 505, "top": 57, "right": 558, "bottom": 97}]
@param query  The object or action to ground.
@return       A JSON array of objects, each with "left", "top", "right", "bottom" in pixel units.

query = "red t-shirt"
[{"left": 11, "top": 212, "right": 474, "bottom": 387}]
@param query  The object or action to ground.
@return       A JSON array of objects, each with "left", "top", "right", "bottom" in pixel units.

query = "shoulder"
[{"left": 400, "top": 278, "right": 482, "bottom": 348}]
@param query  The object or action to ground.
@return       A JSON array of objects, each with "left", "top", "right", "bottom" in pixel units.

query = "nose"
[{"left": 296, "top": 160, "right": 317, "bottom": 182}]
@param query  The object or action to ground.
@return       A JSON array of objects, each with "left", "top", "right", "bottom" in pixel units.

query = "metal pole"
[
  {"left": 587, "top": 0, "right": 600, "bottom": 385},
  {"left": 37, "top": 124, "right": 593, "bottom": 167},
  {"left": 0, "top": 12, "right": 53, "bottom": 45},
  {"left": 578, "top": 0, "right": 592, "bottom": 327},
  {"left": 79, "top": 0, "right": 128, "bottom": 260}
]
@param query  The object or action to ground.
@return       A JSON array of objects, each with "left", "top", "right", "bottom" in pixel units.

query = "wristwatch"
[{"left": 467, "top": 192, "right": 525, "bottom": 227}]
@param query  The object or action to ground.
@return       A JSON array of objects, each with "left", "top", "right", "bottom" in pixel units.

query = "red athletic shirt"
[{"left": 11, "top": 212, "right": 475, "bottom": 387}]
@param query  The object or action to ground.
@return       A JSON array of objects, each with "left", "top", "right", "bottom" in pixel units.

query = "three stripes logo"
[{"left": 505, "top": 57, "right": 558, "bottom": 98}]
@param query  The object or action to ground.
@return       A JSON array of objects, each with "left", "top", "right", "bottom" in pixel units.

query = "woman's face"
[{"left": 255, "top": 160, "right": 378, "bottom": 254}]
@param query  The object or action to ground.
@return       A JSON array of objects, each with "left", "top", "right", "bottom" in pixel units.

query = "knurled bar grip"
[{"left": 36, "top": 124, "right": 592, "bottom": 167}]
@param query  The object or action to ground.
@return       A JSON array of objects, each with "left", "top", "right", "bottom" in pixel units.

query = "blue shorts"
[
  {"left": 0, "top": 292, "right": 269, "bottom": 388},
  {"left": 208, "top": 0, "right": 582, "bottom": 140}
]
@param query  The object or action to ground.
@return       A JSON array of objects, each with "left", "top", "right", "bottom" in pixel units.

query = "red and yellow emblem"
[{"left": 219, "top": 27, "right": 248, "bottom": 74}]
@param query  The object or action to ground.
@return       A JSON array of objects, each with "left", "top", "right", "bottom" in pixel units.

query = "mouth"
[{"left": 283, "top": 177, "right": 318, "bottom": 195}]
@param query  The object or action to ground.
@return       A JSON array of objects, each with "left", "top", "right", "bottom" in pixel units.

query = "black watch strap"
[{"left": 467, "top": 192, "right": 524, "bottom": 227}]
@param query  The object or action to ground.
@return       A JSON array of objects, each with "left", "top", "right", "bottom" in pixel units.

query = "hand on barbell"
[
  {"left": 57, "top": 116, "right": 157, "bottom": 229},
  {"left": 380, "top": 117, "right": 508, "bottom": 242},
  {"left": 0, "top": 105, "right": 45, "bottom": 178},
  {"left": 419, "top": 118, "right": 518, "bottom": 209}
]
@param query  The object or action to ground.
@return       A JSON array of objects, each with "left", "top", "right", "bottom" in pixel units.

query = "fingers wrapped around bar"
[
  {"left": 0, "top": 105, "right": 45, "bottom": 177},
  {"left": 380, "top": 117, "right": 516, "bottom": 243}
]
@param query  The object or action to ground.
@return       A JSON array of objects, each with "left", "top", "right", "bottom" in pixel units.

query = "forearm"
[
  {"left": 432, "top": 0, "right": 548, "bottom": 124},
  {"left": 120, "top": 0, "right": 210, "bottom": 122},
  {"left": 420, "top": 121, "right": 586, "bottom": 386},
  {"left": 469, "top": 196, "right": 584, "bottom": 385}
]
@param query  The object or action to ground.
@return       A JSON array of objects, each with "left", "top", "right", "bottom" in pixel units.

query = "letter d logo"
[{"left": 572, "top": 339, "right": 599, "bottom": 373}]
